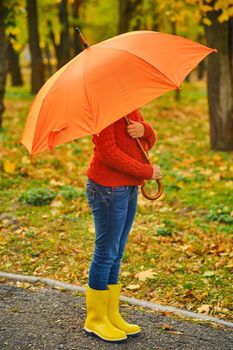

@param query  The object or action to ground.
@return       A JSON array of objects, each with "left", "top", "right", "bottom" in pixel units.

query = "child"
[{"left": 84, "top": 109, "right": 161, "bottom": 342}]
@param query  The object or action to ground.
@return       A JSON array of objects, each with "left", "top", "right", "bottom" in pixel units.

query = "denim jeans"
[{"left": 86, "top": 178, "right": 138, "bottom": 290}]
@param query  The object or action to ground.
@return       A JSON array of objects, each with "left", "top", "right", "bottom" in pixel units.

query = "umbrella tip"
[{"left": 75, "top": 27, "right": 89, "bottom": 49}]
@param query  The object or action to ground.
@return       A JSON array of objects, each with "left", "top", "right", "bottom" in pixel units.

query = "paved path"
[{"left": 0, "top": 282, "right": 232, "bottom": 350}]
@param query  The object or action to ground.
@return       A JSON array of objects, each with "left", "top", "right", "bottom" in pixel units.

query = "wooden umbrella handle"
[
  {"left": 141, "top": 179, "right": 164, "bottom": 200},
  {"left": 124, "top": 116, "right": 164, "bottom": 201}
]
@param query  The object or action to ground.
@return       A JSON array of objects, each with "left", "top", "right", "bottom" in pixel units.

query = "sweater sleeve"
[
  {"left": 137, "top": 110, "right": 157, "bottom": 150},
  {"left": 94, "top": 123, "right": 153, "bottom": 180}
]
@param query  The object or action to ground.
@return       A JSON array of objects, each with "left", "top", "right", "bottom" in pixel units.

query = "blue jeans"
[{"left": 86, "top": 178, "right": 138, "bottom": 290}]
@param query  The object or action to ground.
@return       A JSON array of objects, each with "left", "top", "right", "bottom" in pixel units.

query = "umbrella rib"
[
  {"left": 96, "top": 46, "right": 180, "bottom": 89},
  {"left": 82, "top": 52, "right": 94, "bottom": 129}
]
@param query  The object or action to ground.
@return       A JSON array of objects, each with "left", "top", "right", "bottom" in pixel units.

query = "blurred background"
[{"left": 0, "top": 1, "right": 232, "bottom": 320}]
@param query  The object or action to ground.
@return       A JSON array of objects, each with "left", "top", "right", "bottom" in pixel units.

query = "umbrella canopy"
[{"left": 20, "top": 30, "right": 216, "bottom": 155}]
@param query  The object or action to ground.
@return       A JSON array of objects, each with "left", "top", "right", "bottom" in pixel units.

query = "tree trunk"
[
  {"left": 44, "top": 43, "right": 53, "bottom": 78},
  {"left": 197, "top": 33, "right": 206, "bottom": 80},
  {"left": 197, "top": 60, "right": 205, "bottom": 80},
  {"left": 7, "top": 37, "right": 23, "bottom": 86},
  {"left": 0, "top": 2, "right": 7, "bottom": 129},
  {"left": 26, "top": 0, "right": 44, "bottom": 93},
  {"left": 118, "top": 0, "right": 142, "bottom": 34},
  {"left": 204, "top": 11, "right": 233, "bottom": 150},
  {"left": 72, "top": 0, "right": 82, "bottom": 56},
  {"left": 57, "top": 0, "right": 70, "bottom": 69},
  {"left": 118, "top": 0, "right": 130, "bottom": 34},
  {"left": 48, "top": 20, "right": 59, "bottom": 64},
  {"left": 171, "top": 22, "right": 180, "bottom": 101},
  {"left": 151, "top": 0, "right": 159, "bottom": 31}
]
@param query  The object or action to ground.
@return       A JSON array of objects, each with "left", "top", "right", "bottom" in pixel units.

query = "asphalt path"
[{"left": 0, "top": 283, "right": 232, "bottom": 350}]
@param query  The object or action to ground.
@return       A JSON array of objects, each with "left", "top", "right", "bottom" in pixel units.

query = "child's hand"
[
  {"left": 151, "top": 165, "right": 162, "bottom": 180},
  {"left": 127, "top": 120, "right": 145, "bottom": 138}
]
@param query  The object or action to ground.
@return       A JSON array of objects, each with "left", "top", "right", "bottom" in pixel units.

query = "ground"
[{"left": 0, "top": 280, "right": 232, "bottom": 350}]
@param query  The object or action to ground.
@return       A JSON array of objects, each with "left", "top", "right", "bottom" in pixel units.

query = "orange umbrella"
[{"left": 20, "top": 30, "right": 216, "bottom": 155}]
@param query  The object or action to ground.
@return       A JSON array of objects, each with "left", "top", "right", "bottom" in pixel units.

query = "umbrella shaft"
[{"left": 124, "top": 116, "right": 150, "bottom": 164}]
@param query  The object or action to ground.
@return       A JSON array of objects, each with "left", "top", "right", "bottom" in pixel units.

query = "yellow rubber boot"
[
  {"left": 107, "top": 283, "right": 141, "bottom": 336},
  {"left": 83, "top": 286, "right": 127, "bottom": 342}
]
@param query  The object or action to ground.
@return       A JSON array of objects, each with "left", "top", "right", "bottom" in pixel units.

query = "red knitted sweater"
[{"left": 86, "top": 109, "right": 156, "bottom": 186}]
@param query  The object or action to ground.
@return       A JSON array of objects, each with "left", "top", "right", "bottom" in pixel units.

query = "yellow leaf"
[
  {"left": 200, "top": 168, "right": 213, "bottom": 176},
  {"left": 88, "top": 225, "right": 95, "bottom": 233},
  {"left": 51, "top": 200, "right": 63, "bottom": 208},
  {"left": 212, "top": 154, "right": 222, "bottom": 163},
  {"left": 121, "top": 271, "right": 130, "bottom": 277},
  {"left": 218, "top": 12, "right": 229, "bottom": 23},
  {"left": 210, "top": 174, "right": 221, "bottom": 181},
  {"left": 3, "top": 159, "right": 16, "bottom": 174},
  {"left": 203, "top": 17, "right": 212, "bottom": 26},
  {"left": 177, "top": 181, "right": 184, "bottom": 188},
  {"left": 224, "top": 263, "right": 233, "bottom": 268},
  {"left": 0, "top": 235, "right": 7, "bottom": 245},
  {"left": 21, "top": 156, "right": 31, "bottom": 165},
  {"left": 200, "top": 5, "right": 213, "bottom": 12},
  {"left": 126, "top": 284, "right": 140, "bottom": 290},
  {"left": 203, "top": 271, "right": 215, "bottom": 277},
  {"left": 51, "top": 209, "right": 59, "bottom": 216},
  {"left": 135, "top": 268, "right": 157, "bottom": 282},
  {"left": 49, "top": 179, "right": 65, "bottom": 186},
  {"left": 225, "top": 181, "right": 233, "bottom": 189},
  {"left": 197, "top": 304, "right": 211, "bottom": 313}
]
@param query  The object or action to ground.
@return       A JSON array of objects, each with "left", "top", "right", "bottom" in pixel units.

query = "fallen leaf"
[
  {"left": 203, "top": 271, "right": 215, "bottom": 277},
  {"left": 51, "top": 200, "right": 63, "bottom": 208},
  {"left": 197, "top": 304, "right": 211, "bottom": 313},
  {"left": 135, "top": 268, "right": 157, "bottom": 281},
  {"left": 160, "top": 323, "right": 174, "bottom": 330},
  {"left": 21, "top": 156, "right": 31, "bottom": 165},
  {"left": 121, "top": 271, "right": 130, "bottom": 277},
  {"left": 162, "top": 311, "right": 174, "bottom": 317},
  {"left": 3, "top": 159, "right": 16, "bottom": 174},
  {"left": 50, "top": 179, "right": 65, "bottom": 186},
  {"left": 126, "top": 284, "right": 140, "bottom": 290},
  {"left": 88, "top": 225, "right": 95, "bottom": 233}
]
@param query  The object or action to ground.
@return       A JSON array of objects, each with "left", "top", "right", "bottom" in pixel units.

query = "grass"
[{"left": 0, "top": 80, "right": 233, "bottom": 321}]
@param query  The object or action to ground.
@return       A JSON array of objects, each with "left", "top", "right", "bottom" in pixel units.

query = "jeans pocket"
[{"left": 86, "top": 184, "right": 96, "bottom": 209}]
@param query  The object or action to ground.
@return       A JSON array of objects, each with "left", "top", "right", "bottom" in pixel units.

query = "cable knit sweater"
[{"left": 86, "top": 109, "right": 156, "bottom": 186}]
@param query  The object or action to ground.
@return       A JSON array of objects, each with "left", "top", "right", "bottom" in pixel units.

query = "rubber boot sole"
[
  {"left": 83, "top": 327, "right": 127, "bottom": 343},
  {"left": 127, "top": 330, "right": 141, "bottom": 337}
]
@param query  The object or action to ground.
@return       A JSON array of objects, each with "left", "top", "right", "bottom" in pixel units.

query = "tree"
[
  {"left": 135, "top": 0, "right": 233, "bottom": 150},
  {"left": 26, "top": 0, "right": 45, "bottom": 93},
  {"left": 57, "top": 0, "right": 71, "bottom": 68},
  {"left": 202, "top": 2, "right": 233, "bottom": 150},
  {"left": 72, "top": 0, "right": 83, "bottom": 55},
  {"left": 49, "top": 0, "right": 71, "bottom": 70},
  {"left": 7, "top": 35, "right": 23, "bottom": 86},
  {"left": 118, "top": 0, "right": 143, "bottom": 34},
  {"left": 0, "top": 1, "right": 8, "bottom": 129}
]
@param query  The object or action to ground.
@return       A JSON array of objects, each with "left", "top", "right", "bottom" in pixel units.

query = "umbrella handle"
[
  {"left": 124, "top": 116, "right": 164, "bottom": 201},
  {"left": 141, "top": 178, "right": 164, "bottom": 200}
]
